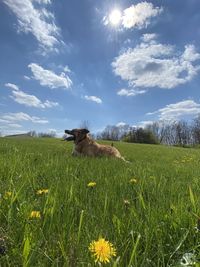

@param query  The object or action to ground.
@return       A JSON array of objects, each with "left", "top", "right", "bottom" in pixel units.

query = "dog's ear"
[{"left": 83, "top": 129, "right": 90, "bottom": 134}]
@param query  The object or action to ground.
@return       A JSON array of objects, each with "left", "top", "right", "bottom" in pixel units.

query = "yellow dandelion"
[
  {"left": 87, "top": 182, "right": 96, "bottom": 188},
  {"left": 30, "top": 211, "right": 41, "bottom": 219},
  {"left": 129, "top": 178, "right": 137, "bottom": 184},
  {"left": 4, "top": 191, "right": 12, "bottom": 199},
  {"left": 36, "top": 189, "right": 49, "bottom": 195},
  {"left": 89, "top": 238, "right": 116, "bottom": 263}
]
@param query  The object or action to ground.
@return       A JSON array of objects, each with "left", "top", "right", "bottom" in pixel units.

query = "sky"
[{"left": 0, "top": 0, "right": 200, "bottom": 136}]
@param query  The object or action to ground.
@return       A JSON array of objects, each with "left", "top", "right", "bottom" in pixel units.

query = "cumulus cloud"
[
  {"left": 117, "top": 88, "right": 146, "bottom": 97},
  {"left": 122, "top": 2, "right": 162, "bottom": 29},
  {"left": 147, "top": 100, "right": 200, "bottom": 121},
  {"left": 112, "top": 36, "right": 200, "bottom": 90},
  {"left": 3, "top": 0, "right": 61, "bottom": 51},
  {"left": 5, "top": 83, "right": 19, "bottom": 91},
  {"left": 5, "top": 83, "right": 59, "bottom": 108},
  {"left": 84, "top": 95, "right": 102, "bottom": 104},
  {"left": 104, "top": 2, "right": 162, "bottom": 30},
  {"left": 28, "top": 63, "right": 72, "bottom": 89},
  {"left": 0, "top": 112, "right": 49, "bottom": 124},
  {"left": 11, "top": 90, "right": 59, "bottom": 108}
]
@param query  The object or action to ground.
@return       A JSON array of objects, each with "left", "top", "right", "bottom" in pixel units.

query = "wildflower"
[
  {"left": 30, "top": 211, "right": 41, "bottom": 219},
  {"left": 87, "top": 182, "right": 96, "bottom": 188},
  {"left": 4, "top": 191, "right": 12, "bottom": 199},
  {"left": 129, "top": 178, "right": 137, "bottom": 184},
  {"left": 89, "top": 237, "right": 116, "bottom": 263},
  {"left": 123, "top": 199, "right": 130, "bottom": 206},
  {"left": 36, "top": 189, "right": 49, "bottom": 195}
]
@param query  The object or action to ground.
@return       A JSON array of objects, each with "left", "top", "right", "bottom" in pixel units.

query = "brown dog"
[{"left": 64, "top": 128, "right": 128, "bottom": 162}]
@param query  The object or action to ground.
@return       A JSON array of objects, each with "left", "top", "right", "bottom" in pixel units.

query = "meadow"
[{"left": 0, "top": 137, "right": 199, "bottom": 267}]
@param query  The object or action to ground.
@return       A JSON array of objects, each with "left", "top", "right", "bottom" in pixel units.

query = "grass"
[{"left": 0, "top": 137, "right": 200, "bottom": 266}]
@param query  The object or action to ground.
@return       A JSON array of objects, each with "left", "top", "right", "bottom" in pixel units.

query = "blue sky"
[{"left": 0, "top": 0, "right": 200, "bottom": 136}]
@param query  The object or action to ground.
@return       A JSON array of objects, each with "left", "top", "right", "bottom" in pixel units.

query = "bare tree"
[{"left": 192, "top": 114, "right": 200, "bottom": 144}]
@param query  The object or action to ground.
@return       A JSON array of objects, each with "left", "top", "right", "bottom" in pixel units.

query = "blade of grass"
[{"left": 128, "top": 234, "right": 141, "bottom": 267}]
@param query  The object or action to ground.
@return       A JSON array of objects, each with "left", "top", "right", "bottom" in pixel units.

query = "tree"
[
  {"left": 192, "top": 115, "right": 200, "bottom": 144},
  {"left": 27, "top": 131, "right": 37, "bottom": 137},
  {"left": 38, "top": 131, "right": 56, "bottom": 138},
  {"left": 122, "top": 128, "right": 158, "bottom": 144}
]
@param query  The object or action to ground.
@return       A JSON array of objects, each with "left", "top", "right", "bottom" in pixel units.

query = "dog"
[{"left": 64, "top": 128, "right": 128, "bottom": 162}]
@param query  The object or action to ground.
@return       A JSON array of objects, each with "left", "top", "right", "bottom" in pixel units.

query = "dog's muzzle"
[{"left": 64, "top": 130, "right": 75, "bottom": 141}]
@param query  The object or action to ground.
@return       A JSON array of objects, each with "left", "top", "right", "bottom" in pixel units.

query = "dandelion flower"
[
  {"left": 89, "top": 238, "right": 116, "bottom": 263},
  {"left": 4, "top": 191, "right": 12, "bottom": 199},
  {"left": 87, "top": 182, "right": 96, "bottom": 188},
  {"left": 129, "top": 178, "right": 137, "bottom": 184},
  {"left": 36, "top": 189, "right": 49, "bottom": 195},
  {"left": 30, "top": 211, "right": 41, "bottom": 219}
]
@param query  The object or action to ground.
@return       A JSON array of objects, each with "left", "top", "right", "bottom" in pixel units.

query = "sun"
[{"left": 109, "top": 9, "right": 122, "bottom": 26}]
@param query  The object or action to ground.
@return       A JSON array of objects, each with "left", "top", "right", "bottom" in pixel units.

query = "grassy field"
[{"left": 0, "top": 137, "right": 199, "bottom": 267}]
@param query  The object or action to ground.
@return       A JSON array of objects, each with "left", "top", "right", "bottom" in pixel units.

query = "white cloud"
[
  {"left": 10, "top": 90, "right": 59, "bottom": 108},
  {"left": 104, "top": 2, "right": 162, "bottom": 30},
  {"left": 141, "top": 33, "right": 158, "bottom": 43},
  {"left": 3, "top": 0, "right": 61, "bottom": 51},
  {"left": 5, "top": 83, "right": 59, "bottom": 108},
  {"left": 84, "top": 95, "right": 102, "bottom": 104},
  {"left": 0, "top": 112, "right": 49, "bottom": 124},
  {"left": 122, "top": 2, "right": 162, "bottom": 29},
  {"left": 63, "top": 65, "right": 71, "bottom": 73},
  {"left": 112, "top": 37, "right": 200, "bottom": 90},
  {"left": 117, "top": 88, "right": 147, "bottom": 97},
  {"left": 7, "top": 123, "right": 22, "bottom": 128},
  {"left": 28, "top": 63, "right": 72, "bottom": 89},
  {"left": 24, "top": 75, "right": 31, "bottom": 80},
  {"left": 182, "top": 44, "right": 200, "bottom": 62},
  {"left": 147, "top": 100, "right": 200, "bottom": 121},
  {"left": 116, "top": 122, "right": 127, "bottom": 127},
  {"left": 43, "top": 100, "right": 59, "bottom": 108},
  {"left": 33, "top": 0, "right": 51, "bottom": 4},
  {"left": 5, "top": 83, "right": 19, "bottom": 91}
]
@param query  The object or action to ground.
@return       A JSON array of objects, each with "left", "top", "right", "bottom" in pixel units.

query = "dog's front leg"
[{"left": 72, "top": 147, "right": 81, "bottom": 156}]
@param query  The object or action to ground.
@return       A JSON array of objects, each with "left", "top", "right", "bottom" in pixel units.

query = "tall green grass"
[{"left": 0, "top": 138, "right": 199, "bottom": 266}]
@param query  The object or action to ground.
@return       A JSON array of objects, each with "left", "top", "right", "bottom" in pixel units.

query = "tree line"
[{"left": 97, "top": 115, "right": 200, "bottom": 147}]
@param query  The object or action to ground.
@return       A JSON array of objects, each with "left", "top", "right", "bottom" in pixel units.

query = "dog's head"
[{"left": 64, "top": 128, "right": 90, "bottom": 143}]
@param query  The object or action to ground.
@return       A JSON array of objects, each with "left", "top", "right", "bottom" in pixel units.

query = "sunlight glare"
[{"left": 109, "top": 9, "right": 122, "bottom": 26}]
